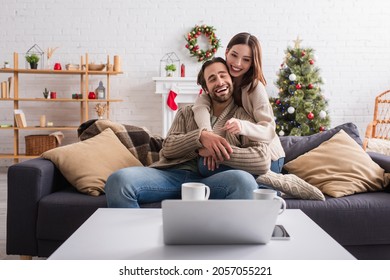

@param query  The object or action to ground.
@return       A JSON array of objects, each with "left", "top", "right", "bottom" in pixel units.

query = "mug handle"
[
  {"left": 204, "top": 185, "right": 210, "bottom": 200},
  {"left": 274, "top": 196, "right": 286, "bottom": 214}
]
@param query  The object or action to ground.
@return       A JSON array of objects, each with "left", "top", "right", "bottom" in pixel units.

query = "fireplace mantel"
[{"left": 153, "top": 77, "right": 201, "bottom": 137}]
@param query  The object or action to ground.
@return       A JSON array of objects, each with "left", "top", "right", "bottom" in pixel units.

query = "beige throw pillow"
[
  {"left": 284, "top": 129, "right": 390, "bottom": 198},
  {"left": 42, "top": 128, "right": 142, "bottom": 196},
  {"left": 256, "top": 171, "right": 325, "bottom": 200}
]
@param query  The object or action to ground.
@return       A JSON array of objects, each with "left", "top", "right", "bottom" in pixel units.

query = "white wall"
[{"left": 1, "top": 0, "right": 390, "bottom": 166}]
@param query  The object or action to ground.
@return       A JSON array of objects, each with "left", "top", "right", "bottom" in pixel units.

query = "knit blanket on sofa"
[{"left": 78, "top": 119, "right": 163, "bottom": 166}]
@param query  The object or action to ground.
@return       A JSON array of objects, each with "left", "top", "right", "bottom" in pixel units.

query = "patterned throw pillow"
[{"left": 256, "top": 171, "right": 325, "bottom": 201}]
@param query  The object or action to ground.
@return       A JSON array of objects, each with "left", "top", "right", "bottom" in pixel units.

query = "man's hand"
[
  {"left": 199, "top": 130, "right": 233, "bottom": 162},
  {"left": 224, "top": 118, "right": 242, "bottom": 135}
]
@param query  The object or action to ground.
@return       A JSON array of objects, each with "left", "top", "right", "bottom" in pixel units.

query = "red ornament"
[
  {"left": 301, "top": 51, "right": 306, "bottom": 57},
  {"left": 309, "top": 59, "right": 314, "bottom": 65},
  {"left": 88, "top": 92, "right": 96, "bottom": 99},
  {"left": 308, "top": 84, "right": 313, "bottom": 89},
  {"left": 307, "top": 112, "right": 314, "bottom": 120},
  {"left": 296, "top": 84, "right": 302, "bottom": 89},
  {"left": 319, "top": 126, "right": 326, "bottom": 132},
  {"left": 275, "top": 99, "right": 281, "bottom": 105}
]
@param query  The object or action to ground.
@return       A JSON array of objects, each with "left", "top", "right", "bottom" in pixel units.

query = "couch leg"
[{"left": 20, "top": 255, "right": 32, "bottom": 260}]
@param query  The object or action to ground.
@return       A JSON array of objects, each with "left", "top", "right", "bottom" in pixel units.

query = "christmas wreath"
[{"left": 185, "top": 25, "right": 221, "bottom": 62}]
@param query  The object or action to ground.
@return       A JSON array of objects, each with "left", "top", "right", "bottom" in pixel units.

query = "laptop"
[{"left": 162, "top": 199, "right": 282, "bottom": 245}]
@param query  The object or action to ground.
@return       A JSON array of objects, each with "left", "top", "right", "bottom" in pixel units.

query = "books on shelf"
[
  {"left": 14, "top": 109, "right": 27, "bottom": 128},
  {"left": 0, "top": 76, "right": 12, "bottom": 99}
]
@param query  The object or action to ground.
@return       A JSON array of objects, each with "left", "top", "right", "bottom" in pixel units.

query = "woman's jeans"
[
  {"left": 105, "top": 166, "right": 259, "bottom": 208},
  {"left": 197, "top": 157, "right": 285, "bottom": 190}
]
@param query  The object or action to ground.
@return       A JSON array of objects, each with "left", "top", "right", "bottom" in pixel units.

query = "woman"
[{"left": 193, "top": 32, "right": 285, "bottom": 175}]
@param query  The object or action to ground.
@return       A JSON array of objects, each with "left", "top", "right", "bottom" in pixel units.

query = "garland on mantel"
[{"left": 185, "top": 24, "right": 221, "bottom": 62}]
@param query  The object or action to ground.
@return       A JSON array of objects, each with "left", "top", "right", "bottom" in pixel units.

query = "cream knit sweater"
[
  {"left": 151, "top": 101, "right": 271, "bottom": 175},
  {"left": 193, "top": 83, "right": 285, "bottom": 161}
]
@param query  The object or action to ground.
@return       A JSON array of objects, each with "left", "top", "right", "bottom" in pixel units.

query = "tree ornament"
[
  {"left": 296, "top": 83, "right": 302, "bottom": 89},
  {"left": 301, "top": 51, "right": 306, "bottom": 57},
  {"left": 278, "top": 130, "right": 285, "bottom": 136},
  {"left": 288, "top": 73, "right": 296, "bottom": 81},
  {"left": 307, "top": 84, "right": 313, "bottom": 89},
  {"left": 319, "top": 110, "right": 327, "bottom": 119},
  {"left": 287, "top": 106, "right": 295, "bottom": 114},
  {"left": 319, "top": 126, "right": 326, "bottom": 132},
  {"left": 184, "top": 24, "right": 221, "bottom": 62},
  {"left": 309, "top": 59, "right": 314, "bottom": 65},
  {"left": 275, "top": 99, "right": 281, "bottom": 105},
  {"left": 307, "top": 112, "right": 314, "bottom": 120}
]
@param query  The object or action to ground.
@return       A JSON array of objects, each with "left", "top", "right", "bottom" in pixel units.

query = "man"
[{"left": 105, "top": 57, "right": 270, "bottom": 208}]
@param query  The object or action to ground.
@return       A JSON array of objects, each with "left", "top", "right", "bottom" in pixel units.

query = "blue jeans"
[
  {"left": 197, "top": 157, "right": 285, "bottom": 190},
  {"left": 105, "top": 166, "right": 259, "bottom": 208},
  {"left": 197, "top": 157, "right": 285, "bottom": 176}
]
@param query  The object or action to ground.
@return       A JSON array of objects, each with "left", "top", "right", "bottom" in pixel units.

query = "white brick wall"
[{"left": 1, "top": 0, "right": 390, "bottom": 166}]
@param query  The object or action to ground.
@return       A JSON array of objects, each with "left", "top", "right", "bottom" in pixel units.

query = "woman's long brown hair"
[{"left": 226, "top": 32, "right": 267, "bottom": 95}]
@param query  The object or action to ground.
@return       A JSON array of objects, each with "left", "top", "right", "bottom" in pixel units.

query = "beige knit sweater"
[
  {"left": 193, "top": 83, "right": 285, "bottom": 161},
  {"left": 151, "top": 101, "right": 271, "bottom": 175}
]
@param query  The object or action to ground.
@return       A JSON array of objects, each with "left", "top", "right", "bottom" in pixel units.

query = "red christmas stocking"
[{"left": 167, "top": 89, "right": 178, "bottom": 111}]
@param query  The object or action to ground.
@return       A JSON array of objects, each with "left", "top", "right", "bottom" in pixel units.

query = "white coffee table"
[{"left": 48, "top": 208, "right": 355, "bottom": 260}]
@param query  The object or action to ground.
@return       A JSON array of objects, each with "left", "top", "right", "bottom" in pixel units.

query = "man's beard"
[{"left": 209, "top": 85, "right": 233, "bottom": 103}]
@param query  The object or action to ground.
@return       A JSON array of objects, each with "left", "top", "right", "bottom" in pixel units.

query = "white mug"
[
  {"left": 181, "top": 183, "right": 210, "bottom": 201},
  {"left": 253, "top": 189, "right": 286, "bottom": 214}
]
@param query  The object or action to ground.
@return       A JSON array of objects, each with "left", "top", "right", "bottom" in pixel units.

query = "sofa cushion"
[
  {"left": 286, "top": 192, "right": 390, "bottom": 246},
  {"left": 284, "top": 130, "right": 390, "bottom": 197},
  {"left": 42, "top": 128, "right": 142, "bottom": 196},
  {"left": 37, "top": 187, "right": 108, "bottom": 241},
  {"left": 280, "top": 122, "right": 362, "bottom": 163}
]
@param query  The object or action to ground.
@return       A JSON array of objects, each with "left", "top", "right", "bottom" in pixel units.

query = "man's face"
[{"left": 204, "top": 62, "right": 233, "bottom": 103}]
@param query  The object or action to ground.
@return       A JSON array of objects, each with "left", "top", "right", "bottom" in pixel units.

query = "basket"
[{"left": 25, "top": 135, "right": 59, "bottom": 156}]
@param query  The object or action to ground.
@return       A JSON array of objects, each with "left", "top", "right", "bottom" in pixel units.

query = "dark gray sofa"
[{"left": 6, "top": 123, "right": 390, "bottom": 259}]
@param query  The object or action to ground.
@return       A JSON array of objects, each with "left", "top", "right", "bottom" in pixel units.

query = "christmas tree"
[{"left": 271, "top": 37, "right": 331, "bottom": 136}]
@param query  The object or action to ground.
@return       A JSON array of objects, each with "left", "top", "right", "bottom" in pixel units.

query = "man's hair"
[{"left": 197, "top": 57, "right": 228, "bottom": 92}]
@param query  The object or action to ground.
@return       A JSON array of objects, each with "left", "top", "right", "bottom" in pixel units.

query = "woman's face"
[{"left": 225, "top": 44, "right": 253, "bottom": 79}]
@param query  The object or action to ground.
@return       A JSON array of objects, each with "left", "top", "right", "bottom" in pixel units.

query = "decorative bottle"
[{"left": 181, "top": 63, "right": 185, "bottom": 77}]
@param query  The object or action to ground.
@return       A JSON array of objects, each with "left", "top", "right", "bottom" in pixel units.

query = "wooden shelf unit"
[{"left": 0, "top": 52, "right": 123, "bottom": 160}]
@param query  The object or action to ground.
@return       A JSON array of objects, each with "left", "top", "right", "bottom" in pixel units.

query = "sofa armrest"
[
  {"left": 368, "top": 151, "right": 390, "bottom": 173},
  {"left": 6, "top": 158, "right": 64, "bottom": 256}
]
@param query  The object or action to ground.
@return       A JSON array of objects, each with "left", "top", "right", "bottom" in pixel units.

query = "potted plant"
[
  {"left": 25, "top": 54, "right": 40, "bottom": 69},
  {"left": 43, "top": 88, "right": 50, "bottom": 99},
  {"left": 165, "top": 64, "right": 177, "bottom": 77}
]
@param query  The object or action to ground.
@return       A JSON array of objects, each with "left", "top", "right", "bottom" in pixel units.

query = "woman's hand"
[
  {"left": 224, "top": 118, "right": 242, "bottom": 135},
  {"left": 204, "top": 156, "right": 218, "bottom": 171},
  {"left": 198, "top": 148, "right": 219, "bottom": 170}
]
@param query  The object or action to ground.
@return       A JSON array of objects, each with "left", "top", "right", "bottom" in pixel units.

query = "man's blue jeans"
[{"left": 105, "top": 166, "right": 259, "bottom": 208}]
